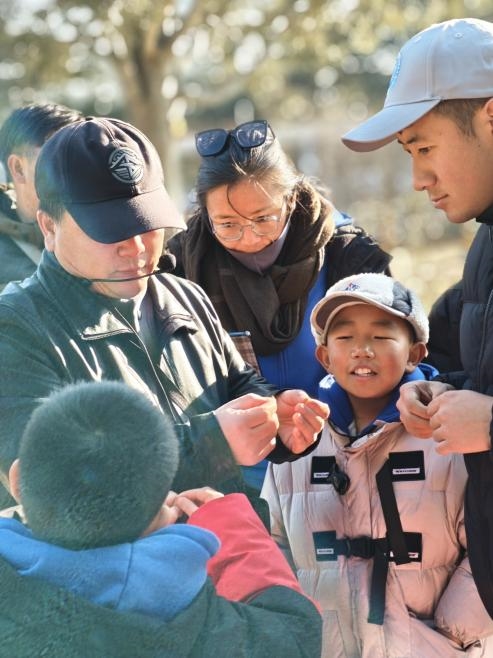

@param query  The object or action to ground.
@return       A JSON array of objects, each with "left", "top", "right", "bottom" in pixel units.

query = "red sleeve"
[{"left": 187, "top": 493, "right": 307, "bottom": 602}]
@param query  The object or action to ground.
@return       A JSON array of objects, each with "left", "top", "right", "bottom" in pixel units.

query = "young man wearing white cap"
[
  {"left": 262, "top": 272, "right": 493, "bottom": 657},
  {"left": 342, "top": 17, "right": 493, "bottom": 618},
  {"left": 0, "top": 117, "right": 327, "bottom": 510}
]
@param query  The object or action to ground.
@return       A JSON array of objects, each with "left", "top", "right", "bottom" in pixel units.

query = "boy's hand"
[
  {"left": 173, "top": 487, "right": 224, "bottom": 518},
  {"left": 276, "top": 389, "right": 329, "bottom": 454}
]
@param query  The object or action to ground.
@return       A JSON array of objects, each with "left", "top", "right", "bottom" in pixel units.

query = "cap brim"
[
  {"left": 67, "top": 187, "right": 186, "bottom": 244},
  {"left": 341, "top": 99, "right": 441, "bottom": 152},
  {"left": 313, "top": 296, "right": 407, "bottom": 344},
  {"left": 314, "top": 299, "right": 364, "bottom": 334}
]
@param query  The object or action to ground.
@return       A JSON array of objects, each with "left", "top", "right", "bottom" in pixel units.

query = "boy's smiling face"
[{"left": 316, "top": 303, "right": 426, "bottom": 416}]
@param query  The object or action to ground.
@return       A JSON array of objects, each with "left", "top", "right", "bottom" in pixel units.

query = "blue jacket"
[{"left": 246, "top": 213, "right": 391, "bottom": 489}]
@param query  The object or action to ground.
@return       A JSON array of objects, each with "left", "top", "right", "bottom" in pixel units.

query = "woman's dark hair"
[{"left": 194, "top": 126, "right": 301, "bottom": 212}]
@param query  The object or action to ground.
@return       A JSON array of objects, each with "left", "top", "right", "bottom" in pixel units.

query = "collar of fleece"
[
  {"left": 0, "top": 518, "right": 219, "bottom": 620},
  {"left": 318, "top": 362, "right": 438, "bottom": 440}
]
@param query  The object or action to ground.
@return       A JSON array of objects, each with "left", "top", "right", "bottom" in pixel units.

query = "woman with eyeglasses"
[{"left": 167, "top": 120, "right": 391, "bottom": 491}]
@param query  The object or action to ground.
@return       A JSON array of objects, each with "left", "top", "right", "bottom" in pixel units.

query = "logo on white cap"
[
  {"left": 108, "top": 147, "right": 144, "bottom": 184},
  {"left": 386, "top": 52, "right": 401, "bottom": 98}
]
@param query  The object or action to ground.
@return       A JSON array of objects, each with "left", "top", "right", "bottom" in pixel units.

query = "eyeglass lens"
[{"left": 213, "top": 217, "right": 281, "bottom": 241}]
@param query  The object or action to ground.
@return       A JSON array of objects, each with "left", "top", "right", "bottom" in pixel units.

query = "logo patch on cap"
[
  {"left": 108, "top": 147, "right": 144, "bottom": 184},
  {"left": 386, "top": 52, "right": 401, "bottom": 98}
]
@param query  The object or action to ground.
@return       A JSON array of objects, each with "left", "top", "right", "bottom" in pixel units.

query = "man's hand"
[
  {"left": 276, "top": 389, "right": 329, "bottom": 454},
  {"left": 427, "top": 390, "right": 492, "bottom": 454},
  {"left": 214, "top": 393, "right": 279, "bottom": 465},
  {"left": 396, "top": 380, "right": 452, "bottom": 437},
  {"left": 173, "top": 487, "right": 224, "bottom": 518}
]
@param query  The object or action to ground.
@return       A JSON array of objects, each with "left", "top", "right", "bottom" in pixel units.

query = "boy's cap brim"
[
  {"left": 310, "top": 273, "right": 429, "bottom": 346},
  {"left": 341, "top": 98, "right": 440, "bottom": 152},
  {"left": 313, "top": 296, "right": 409, "bottom": 343}
]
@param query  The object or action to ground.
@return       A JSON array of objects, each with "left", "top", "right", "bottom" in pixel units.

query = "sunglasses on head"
[{"left": 195, "top": 120, "right": 273, "bottom": 157}]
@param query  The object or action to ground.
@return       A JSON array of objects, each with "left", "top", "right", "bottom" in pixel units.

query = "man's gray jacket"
[{"left": 0, "top": 250, "right": 278, "bottom": 492}]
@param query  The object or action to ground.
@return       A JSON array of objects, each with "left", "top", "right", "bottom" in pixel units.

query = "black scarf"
[{"left": 168, "top": 181, "right": 335, "bottom": 355}]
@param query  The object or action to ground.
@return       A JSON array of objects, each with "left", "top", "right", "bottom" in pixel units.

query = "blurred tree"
[
  {"left": 0, "top": 0, "right": 491, "bottom": 197},
  {"left": 0, "top": 0, "right": 491, "bottom": 308}
]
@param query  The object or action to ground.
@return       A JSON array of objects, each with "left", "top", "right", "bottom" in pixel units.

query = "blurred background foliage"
[{"left": 0, "top": 0, "right": 490, "bottom": 309}]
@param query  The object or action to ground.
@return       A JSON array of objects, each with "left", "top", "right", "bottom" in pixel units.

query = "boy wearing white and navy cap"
[
  {"left": 342, "top": 18, "right": 493, "bottom": 619},
  {"left": 262, "top": 273, "right": 493, "bottom": 657}
]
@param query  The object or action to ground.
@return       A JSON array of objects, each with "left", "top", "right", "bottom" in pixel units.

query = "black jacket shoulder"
[{"left": 325, "top": 224, "right": 392, "bottom": 288}]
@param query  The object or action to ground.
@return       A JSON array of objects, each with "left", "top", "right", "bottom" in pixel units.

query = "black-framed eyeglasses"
[
  {"left": 195, "top": 120, "right": 273, "bottom": 157},
  {"left": 210, "top": 199, "right": 287, "bottom": 242}
]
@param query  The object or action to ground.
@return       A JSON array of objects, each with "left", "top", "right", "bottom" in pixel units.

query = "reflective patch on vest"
[
  {"left": 313, "top": 530, "right": 339, "bottom": 561},
  {"left": 310, "top": 456, "right": 336, "bottom": 484},
  {"left": 388, "top": 451, "right": 425, "bottom": 481},
  {"left": 388, "top": 532, "right": 422, "bottom": 562}
]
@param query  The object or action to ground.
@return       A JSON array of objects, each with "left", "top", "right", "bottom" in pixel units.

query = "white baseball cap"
[
  {"left": 342, "top": 18, "right": 493, "bottom": 152},
  {"left": 310, "top": 273, "right": 429, "bottom": 347}
]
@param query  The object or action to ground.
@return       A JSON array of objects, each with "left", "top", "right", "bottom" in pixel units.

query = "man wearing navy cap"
[{"left": 0, "top": 116, "right": 327, "bottom": 503}]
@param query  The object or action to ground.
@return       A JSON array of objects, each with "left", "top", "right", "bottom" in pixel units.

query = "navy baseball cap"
[{"left": 35, "top": 117, "right": 185, "bottom": 243}]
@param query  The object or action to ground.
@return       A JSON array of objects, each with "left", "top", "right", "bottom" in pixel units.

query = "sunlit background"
[{"left": 0, "top": 0, "right": 488, "bottom": 309}]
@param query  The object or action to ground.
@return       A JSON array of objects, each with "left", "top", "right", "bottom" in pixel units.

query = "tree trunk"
[{"left": 111, "top": 51, "right": 186, "bottom": 210}]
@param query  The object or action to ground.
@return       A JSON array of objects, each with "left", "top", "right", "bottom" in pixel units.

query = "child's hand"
[
  {"left": 174, "top": 487, "right": 224, "bottom": 517},
  {"left": 276, "top": 390, "right": 329, "bottom": 453}
]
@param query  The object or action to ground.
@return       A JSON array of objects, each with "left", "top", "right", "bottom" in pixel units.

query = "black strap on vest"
[
  {"left": 367, "top": 460, "right": 412, "bottom": 625},
  {"left": 312, "top": 458, "right": 419, "bottom": 625},
  {"left": 312, "top": 528, "right": 421, "bottom": 625},
  {"left": 376, "top": 460, "right": 409, "bottom": 564}
]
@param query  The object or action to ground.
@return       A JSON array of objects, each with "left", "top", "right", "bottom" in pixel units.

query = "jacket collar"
[
  {"left": 38, "top": 251, "right": 198, "bottom": 339},
  {"left": 318, "top": 362, "right": 438, "bottom": 439},
  {"left": 476, "top": 203, "right": 493, "bottom": 226}
]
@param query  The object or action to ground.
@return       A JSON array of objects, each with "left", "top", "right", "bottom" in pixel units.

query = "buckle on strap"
[
  {"left": 345, "top": 536, "right": 377, "bottom": 559},
  {"left": 312, "top": 531, "right": 422, "bottom": 626}
]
